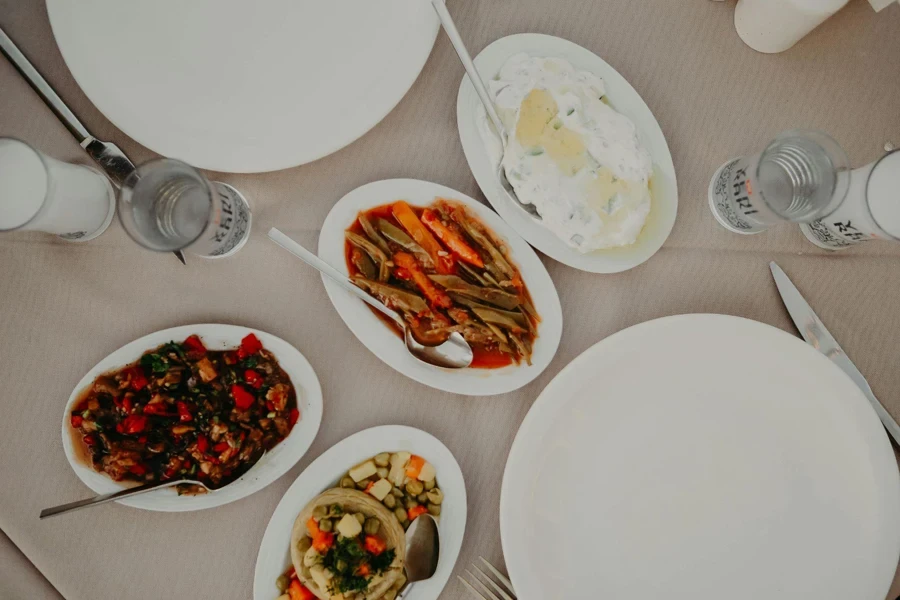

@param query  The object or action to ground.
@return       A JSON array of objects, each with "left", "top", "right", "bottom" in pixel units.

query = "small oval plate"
[
  {"left": 253, "top": 425, "right": 467, "bottom": 600},
  {"left": 318, "top": 178, "right": 563, "bottom": 396},
  {"left": 61, "top": 323, "right": 323, "bottom": 511},
  {"left": 457, "top": 33, "right": 678, "bottom": 273}
]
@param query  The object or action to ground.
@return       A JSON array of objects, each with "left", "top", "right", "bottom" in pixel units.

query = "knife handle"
[{"left": 0, "top": 26, "right": 90, "bottom": 142}]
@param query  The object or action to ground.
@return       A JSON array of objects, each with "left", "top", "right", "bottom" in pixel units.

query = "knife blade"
[
  {"left": 770, "top": 261, "right": 900, "bottom": 445},
  {"left": 0, "top": 26, "right": 185, "bottom": 265}
]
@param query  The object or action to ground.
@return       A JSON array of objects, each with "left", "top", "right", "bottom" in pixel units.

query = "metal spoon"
[
  {"left": 428, "top": 0, "right": 542, "bottom": 221},
  {"left": 268, "top": 228, "right": 474, "bottom": 369},
  {"left": 397, "top": 513, "right": 441, "bottom": 599},
  {"left": 39, "top": 478, "right": 210, "bottom": 519}
]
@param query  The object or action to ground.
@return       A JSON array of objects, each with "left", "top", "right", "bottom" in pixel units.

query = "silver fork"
[{"left": 458, "top": 557, "right": 517, "bottom": 600}]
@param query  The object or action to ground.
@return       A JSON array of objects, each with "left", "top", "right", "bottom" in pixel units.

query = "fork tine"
[
  {"left": 458, "top": 575, "right": 488, "bottom": 600},
  {"left": 472, "top": 563, "right": 516, "bottom": 600},
  {"left": 478, "top": 557, "right": 515, "bottom": 594},
  {"left": 465, "top": 569, "right": 505, "bottom": 600}
]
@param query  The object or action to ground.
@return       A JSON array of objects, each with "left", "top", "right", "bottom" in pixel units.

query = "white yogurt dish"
[{"left": 458, "top": 34, "right": 677, "bottom": 273}]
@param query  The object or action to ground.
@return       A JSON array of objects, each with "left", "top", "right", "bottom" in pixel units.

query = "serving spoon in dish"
[
  {"left": 268, "top": 228, "right": 474, "bottom": 369},
  {"left": 397, "top": 513, "right": 441, "bottom": 599},
  {"left": 39, "top": 478, "right": 211, "bottom": 519},
  {"left": 428, "top": 0, "right": 541, "bottom": 221}
]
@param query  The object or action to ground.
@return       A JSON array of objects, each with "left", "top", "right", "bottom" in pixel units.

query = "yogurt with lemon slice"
[{"left": 479, "top": 53, "right": 653, "bottom": 252}]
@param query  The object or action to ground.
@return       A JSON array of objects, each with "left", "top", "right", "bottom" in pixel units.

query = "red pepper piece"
[
  {"left": 176, "top": 401, "right": 193, "bottom": 422},
  {"left": 115, "top": 423, "right": 124, "bottom": 434},
  {"left": 224, "top": 351, "right": 238, "bottom": 365},
  {"left": 70, "top": 414, "right": 83, "bottom": 428},
  {"left": 196, "top": 435, "right": 209, "bottom": 454},
  {"left": 137, "top": 436, "right": 147, "bottom": 444},
  {"left": 163, "top": 467, "right": 176, "bottom": 479},
  {"left": 128, "top": 367, "right": 148, "bottom": 391},
  {"left": 231, "top": 384, "right": 255, "bottom": 411},
  {"left": 244, "top": 369, "right": 264, "bottom": 389},
  {"left": 289, "top": 408, "right": 300, "bottom": 427},
  {"left": 142, "top": 403, "right": 175, "bottom": 417},
  {"left": 240, "top": 333, "right": 263, "bottom": 356},
  {"left": 183, "top": 334, "right": 207, "bottom": 357},
  {"left": 129, "top": 464, "right": 147, "bottom": 476},
  {"left": 122, "top": 397, "right": 133, "bottom": 413},
  {"left": 122, "top": 414, "right": 148, "bottom": 434},
  {"left": 82, "top": 434, "right": 98, "bottom": 446},
  {"left": 213, "top": 441, "right": 229, "bottom": 453}
]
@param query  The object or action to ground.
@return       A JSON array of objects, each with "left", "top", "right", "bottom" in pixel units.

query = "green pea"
[
  {"left": 374, "top": 452, "right": 391, "bottom": 467},
  {"left": 318, "top": 518, "right": 333, "bottom": 532},
  {"left": 354, "top": 512, "right": 366, "bottom": 526},
  {"left": 364, "top": 518, "right": 381, "bottom": 535},
  {"left": 312, "top": 506, "right": 327, "bottom": 519},
  {"left": 427, "top": 503, "right": 441, "bottom": 516},
  {"left": 406, "top": 480, "right": 424, "bottom": 496},
  {"left": 276, "top": 575, "right": 289, "bottom": 593},
  {"left": 340, "top": 477, "right": 355, "bottom": 489},
  {"left": 394, "top": 507, "right": 408, "bottom": 523},
  {"left": 383, "top": 494, "right": 397, "bottom": 509}
]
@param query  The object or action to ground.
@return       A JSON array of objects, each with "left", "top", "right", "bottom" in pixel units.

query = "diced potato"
[
  {"left": 368, "top": 478, "right": 393, "bottom": 501},
  {"left": 196, "top": 357, "right": 217, "bottom": 383},
  {"left": 304, "top": 545, "right": 321, "bottom": 567},
  {"left": 276, "top": 595, "right": 289, "bottom": 600},
  {"left": 388, "top": 452, "right": 410, "bottom": 487},
  {"left": 417, "top": 461, "right": 436, "bottom": 483},
  {"left": 349, "top": 460, "right": 377, "bottom": 482},
  {"left": 336, "top": 513, "right": 362, "bottom": 538},
  {"left": 310, "top": 565, "right": 329, "bottom": 590}
]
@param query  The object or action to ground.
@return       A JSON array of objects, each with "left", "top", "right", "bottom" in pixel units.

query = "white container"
[
  {"left": 0, "top": 138, "right": 115, "bottom": 241},
  {"left": 735, "top": 0, "right": 849, "bottom": 53},
  {"left": 801, "top": 151, "right": 900, "bottom": 249}
]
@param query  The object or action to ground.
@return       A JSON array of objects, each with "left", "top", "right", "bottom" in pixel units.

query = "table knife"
[
  {"left": 770, "top": 261, "right": 900, "bottom": 445},
  {"left": 0, "top": 26, "right": 186, "bottom": 265}
]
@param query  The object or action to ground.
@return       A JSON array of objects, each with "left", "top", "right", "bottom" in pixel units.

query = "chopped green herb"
[
  {"left": 82, "top": 410, "right": 91, "bottom": 419},
  {"left": 140, "top": 353, "right": 169, "bottom": 374},
  {"left": 526, "top": 147, "right": 544, "bottom": 156},
  {"left": 267, "top": 411, "right": 276, "bottom": 419},
  {"left": 242, "top": 356, "right": 258, "bottom": 368},
  {"left": 566, "top": 108, "right": 575, "bottom": 116}
]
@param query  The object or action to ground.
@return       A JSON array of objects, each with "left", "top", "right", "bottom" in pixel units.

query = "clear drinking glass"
[
  {"left": 117, "top": 158, "right": 251, "bottom": 258},
  {"left": 0, "top": 137, "right": 115, "bottom": 240},
  {"left": 708, "top": 129, "right": 850, "bottom": 234}
]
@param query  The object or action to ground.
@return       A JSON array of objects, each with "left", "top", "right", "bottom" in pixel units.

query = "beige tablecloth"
[{"left": 1, "top": 1, "right": 900, "bottom": 599}]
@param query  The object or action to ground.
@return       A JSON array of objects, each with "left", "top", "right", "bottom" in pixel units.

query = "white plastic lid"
[
  {"left": 0, "top": 139, "right": 48, "bottom": 231},
  {"left": 867, "top": 151, "right": 900, "bottom": 239}
]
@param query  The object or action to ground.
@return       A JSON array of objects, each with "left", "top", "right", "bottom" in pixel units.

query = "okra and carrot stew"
[
  {"left": 69, "top": 333, "right": 299, "bottom": 493},
  {"left": 345, "top": 198, "right": 539, "bottom": 368}
]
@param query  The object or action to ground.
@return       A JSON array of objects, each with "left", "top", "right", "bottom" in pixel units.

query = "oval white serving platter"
[
  {"left": 61, "top": 323, "right": 323, "bottom": 511},
  {"left": 253, "top": 425, "right": 467, "bottom": 600},
  {"left": 457, "top": 33, "right": 678, "bottom": 273},
  {"left": 318, "top": 178, "right": 563, "bottom": 396}
]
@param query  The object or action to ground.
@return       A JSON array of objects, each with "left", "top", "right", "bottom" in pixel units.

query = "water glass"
[
  {"left": 708, "top": 129, "right": 850, "bottom": 234},
  {"left": 0, "top": 137, "right": 115, "bottom": 240},
  {"left": 117, "top": 158, "right": 251, "bottom": 258}
]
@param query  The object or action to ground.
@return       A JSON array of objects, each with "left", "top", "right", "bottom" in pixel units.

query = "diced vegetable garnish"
[
  {"left": 368, "top": 478, "right": 393, "bottom": 501},
  {"left": 417, "top": 461, "right": 436, "bottom": 483},
  {"left": 408, "top": 505, "right": 428, "bottom": 521},
  {"left": 287, "top": 580, "right": 314, "bottom": 600},
  {"left": 389, "top": 452, "right": 411, "bottom": 486},
  {"left": 231, "top": 384, "right": 255, "bottom": 411},
  {"left": 336, "top": 513, "right": 363, "bottom": 538},
  {"left": 421, "top": 208, "right": 484, "bottom": 268},
  {"left": 349, "top": 460, "right": 377, "bottom": 482},
  {"left": 392, "top": 252, "right": 452, "bottom": 309},
  {"left": 244, "top": 369, "right": 264, "bottom": 389},
  {"left": 312, "top": 531, "right": 335, "bottom": 553},
  {"left": 240, "top": 333, "right": 263, "bottom": 355},
  {"left": 405, "top": 455, "right": 426, "bottom": 479},
  {"left": 392, "top": 201, "right": 454, "bottom": 274},
  {"left": 364, "top": 535, "right": 387, "bottom": 555}
]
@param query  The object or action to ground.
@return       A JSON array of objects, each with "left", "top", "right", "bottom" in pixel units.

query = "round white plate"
[
  {"left": 61, "top": 324, "right": 323, "bottom": 511},
  {"left": 253, "top": 425, "right": 466, "bottom": 600},
  {"left": 500, "top": 314, "right": 900, "bottom": 600},
  {"left": 45, "top": 0, "right": 440, "bottom": 173},
  {"left": 318, "top": 178, "right": 563, "bottom": 396},
  {"left": 457, "top": 34, "right": 678, "bottom": 273}
]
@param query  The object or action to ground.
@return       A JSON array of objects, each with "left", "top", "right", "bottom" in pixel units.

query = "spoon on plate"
[
  {"left": 397, "top": 513, "right": 441, "bottom": 599},
  {"left": 428, "top": 0, "right": 542, "bottom": 221},
  {"left": 39, "top": 478, "right": 211, "bottom": 519},
  {"left": 268, "top": 228, "right": 474, "bottom": 369}
]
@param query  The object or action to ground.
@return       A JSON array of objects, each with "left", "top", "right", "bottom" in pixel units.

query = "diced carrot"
[
  {"left": 393, "top": 252, "right": 452, "bottom": 309},
  {"left": 392, "top": 201, "right": 454, "bottom": 274},
  {"left": 306, "top": 517, "right": 320, "bottom": 537},
  {"left": 357, "top": 563, "right": 371, "bottom": 577},
  {"left": 421, "top": 209, "right": 484, "bottom": 268},
  {"left": 312, "top": 531, "right": 334, "bottom": 553},
  {"left": 406, "top": 455, "right": 426, "bottom": 479},
  {"left": 365, "top": 481, "right": 375, "bottom": 493},
  {"left": 364, "top": 535, "right": 386, "bottom": 556},
  {"left": 408, "top": 505, "right": 428, "bottom": 521},
  {"left": 288, "top": 579, "right": 315, "bottom": 600}
]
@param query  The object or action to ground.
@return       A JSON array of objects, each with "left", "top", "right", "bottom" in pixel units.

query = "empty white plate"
[
  {"left": 46, "top": 0, "right": 440, "bottom": 172},
  {"left": 457, "top": 34, "right": 678, "bottom": 273},
  {"left": 317, "top": 178, "right": 563, "bottom": 396},
  {"left": 501, "top": 314, "right": 900, "bottom": 600},
  {"left": 61, "top": 324, "right": 323, "bottom": 511}
]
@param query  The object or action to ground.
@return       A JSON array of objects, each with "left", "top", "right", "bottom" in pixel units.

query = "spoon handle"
[
  {"left": 268, "top": 228, "right": 404, "bottom": 326},
  {"left": 430, "top": 0, "right": 506, "bottom": 138},
  {"left": 39, "top": 479, "right": 185, "bottom": 519}
]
